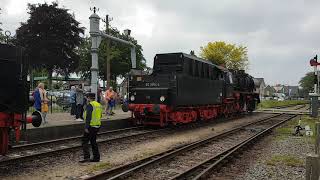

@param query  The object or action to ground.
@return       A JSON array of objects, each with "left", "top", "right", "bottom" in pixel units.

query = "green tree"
[
  {"left": 76, "top": 37, "right": 91, "bottom": 78},
  {"left": 299, "top": 72, "right": 315, "bottom": 94},
  {"left": 77, "top": 26, "right": 146, "bottom": 88},
  {"left": 16, "top": 2, "right": 84, "bottom": 89},
  {"left": 200, "top": 41, "right": 248, "bottom": 70}
]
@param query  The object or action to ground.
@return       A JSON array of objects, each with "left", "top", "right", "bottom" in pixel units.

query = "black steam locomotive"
[
  {"left": 0, "top": 43, "right": 41, "bottom": 154},
  {"left": 128, "top": 53, "right": 259, "bottom": 127}
]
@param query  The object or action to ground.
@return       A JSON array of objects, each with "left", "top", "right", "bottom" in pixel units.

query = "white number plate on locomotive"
[{"left": 145, "top": 82, "right": 160, "bottom": 87}]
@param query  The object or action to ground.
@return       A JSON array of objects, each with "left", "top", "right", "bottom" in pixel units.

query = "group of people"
[
  {"left": 70, "top": 86, "right": 118, "bottom": 121},
  {"left": 70, "top": 84, "right": 87, "bottom": 121}
]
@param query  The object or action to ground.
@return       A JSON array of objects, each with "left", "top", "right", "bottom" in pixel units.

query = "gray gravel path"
[
  {"left": 0, "top": 113, "right": 271, "bottom": 180},
  {"left": 238, "top": 135, "right": 312, "bottom": 180},
  {"left": 210, "top": 117, "right": 315, "bottom": 180}
]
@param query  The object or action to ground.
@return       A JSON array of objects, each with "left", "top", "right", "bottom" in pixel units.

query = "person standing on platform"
[
  {"left": 79, "top": 93, "right": 102, "bottom": 163},
  {"left": 33, "top": 84, "right": 42, "bottom": 112},
  {"left": 111, "top": 90, "right": 118, "bottom": 115},
  {"left": 70, "top": 86, "right": 76, "bottom": 117},
  {"left": 97, "top": 88, "right": 102, "bottom": 103},
  {"left": 105, "top": 87, "right": 114, "bottom": 115},
  {"left": 75, "top": 84, "right": 84, "bottom": 121},
  {"left": 38, "top": 83, "right": 49, "bottom": 124}
]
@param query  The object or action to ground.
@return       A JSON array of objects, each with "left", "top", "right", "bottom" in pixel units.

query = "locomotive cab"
[{"left": 128, "top": 54, "right": 182, "bottom": 116}]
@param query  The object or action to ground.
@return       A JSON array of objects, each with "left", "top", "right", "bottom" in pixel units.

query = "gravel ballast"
[
  {"left": 0, "top": 113, "right": 271, "bottom": 180},
  {"left": 210, "top": 116, "right": 315, "bottom": 180}
]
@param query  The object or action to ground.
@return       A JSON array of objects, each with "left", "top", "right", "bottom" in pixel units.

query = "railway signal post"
[{"left": 309, "top": 55, "right": 320, "bottom": 117}]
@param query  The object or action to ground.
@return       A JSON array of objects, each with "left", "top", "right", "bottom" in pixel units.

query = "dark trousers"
[
  {"left": 76, "top": 104, "right": 83, "bottom": 119},
  {"left": 71, "top": 103, "right": 76, "bottom": 115},
  {"left": 82, "top": 127, "right": 100, "bottom": 160}
]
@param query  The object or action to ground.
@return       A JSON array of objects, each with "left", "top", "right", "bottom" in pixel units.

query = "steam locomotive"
[
  {"left": 0, "top": 43, "right": 42, "bottom": 155},
  {"left": 127, "top": 53, "right": 259, "bottom": 127}
]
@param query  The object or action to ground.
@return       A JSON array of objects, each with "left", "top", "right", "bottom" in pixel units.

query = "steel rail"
[
  {"left": 170, "top": 114, "right": 297, "bottom": 180},
  {"left": 11, "top": 126, "right": 144, "bottom": 150},
  {"left": 84, "top": 114, "right": 283, "bottom": 180},
  {"left": 0, "top": 128, "right": 167, "bottom": 165},
  {"left": 2, "top": 113, "right": 245, "bottom": 165}
]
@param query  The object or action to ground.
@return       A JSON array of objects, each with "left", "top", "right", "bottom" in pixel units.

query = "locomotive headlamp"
[
  {"left": 160, "top": 96, "right": 165, "bottom": 102},
  {"left": 130, "top": 95, "right": 135, "bottom": 101}
]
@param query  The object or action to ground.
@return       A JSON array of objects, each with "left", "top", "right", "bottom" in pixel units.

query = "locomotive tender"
[
  {"left": 128, "top": 52, "right": 259, "bottom": 127},
  {"left": 0, "top": 43, "right": 42, "bottom": 155}
]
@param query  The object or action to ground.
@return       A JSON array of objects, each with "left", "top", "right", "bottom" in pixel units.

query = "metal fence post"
[
  {"left": 306, "top": 153, "right": 320, "bottom": 180},
  {"left": 50, "top": 95, "right": 53, "bottom": 114},
  {"left": 316, "top": 122, "right": 320, "bottom": 155}
]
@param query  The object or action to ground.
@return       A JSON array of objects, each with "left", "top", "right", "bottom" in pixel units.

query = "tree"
[
  {"left": 0, "top": 8, "right": 2, "bottom": 31},
  {"left": 200, "top": 41, "right": 248, "bottom": 70},
  {"left": 0, "top": 8, "right": 5, "bottom": 43},
  {"left": 76, "top": 37, "right": 91, "bottom": 78},
  {"left": 299, "top": 72, "right": 315, "bottom": 95},
  {"left": 16, "top": 2, "right": 84, "bottom": 89},
  {"left": 77, "top": 26, "right": 146, "bottom": 88}
]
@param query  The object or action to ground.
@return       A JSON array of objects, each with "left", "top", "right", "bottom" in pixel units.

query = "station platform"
[{"left": 21, "top": 109, "right": 133, "bottom": 143}]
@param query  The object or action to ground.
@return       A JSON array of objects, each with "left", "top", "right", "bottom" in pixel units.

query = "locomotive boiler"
[
  {"left": 127, "top": 53, "right": 259, "bottom": 127},
  {"left": 0, "top": 43, "right": 42, "bottom": 155}
]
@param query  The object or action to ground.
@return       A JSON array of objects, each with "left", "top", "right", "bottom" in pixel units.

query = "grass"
[
  {"left": 86, "top": 161, "right": 113, "bottom": 173},
  {"left": 266, "top": 154, "right": 304, "bottom": 167},
  {"left": 265, "top": 112, "right": 319, "bottom": 169},
  {"left": 258, "top": 100, "right": 308, "bottom": 109},
  {"left": 132, "top": 151, "right": 156, "bottom": 161},
  {"left": 274, "top": 115, "right": 319, "bottom": 142}
]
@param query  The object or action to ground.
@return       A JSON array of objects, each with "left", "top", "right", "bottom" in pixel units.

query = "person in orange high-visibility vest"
[{"left": 105, "top": 87, "right": 115, "bottom": 115}]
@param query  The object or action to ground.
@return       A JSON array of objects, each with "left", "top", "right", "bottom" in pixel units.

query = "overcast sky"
[{"left": 1, "top": 0, "right": 319, "bottom": 85}]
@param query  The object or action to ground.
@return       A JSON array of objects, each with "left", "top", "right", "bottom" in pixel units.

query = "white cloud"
[{"left": 1, "top": 0, "right": 320, "bottom": 85}]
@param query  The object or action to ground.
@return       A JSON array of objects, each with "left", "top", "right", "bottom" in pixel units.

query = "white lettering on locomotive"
[{"left": 145, "top": 82, "right": 160, "bottom": 87}]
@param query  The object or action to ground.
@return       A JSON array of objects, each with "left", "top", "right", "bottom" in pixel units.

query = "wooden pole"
[
  {"left": 306, "top": 153, "right": 320, "bottom": 180},
  {"left": 105, "top": 15, "right": 111, "bottom": 89},
  {"left": 316, "top": 122, "right": 320, "bottom": 155}
]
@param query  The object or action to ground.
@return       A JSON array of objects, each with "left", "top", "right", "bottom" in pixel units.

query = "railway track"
[
  {"left": 170, "top": 114, "right": 296, "bottom": 180},
  {"left": 0, "top": 126, "right": 167, "bottom": 164},
  {"left": 0, "top": 113, "right": 254, "bottom": 165},
  {"left": 84, "top": 113, "right": 296, "bottom": 180},
  {"left": 0, "top": 104, "right": 301, "bottom": 172}
]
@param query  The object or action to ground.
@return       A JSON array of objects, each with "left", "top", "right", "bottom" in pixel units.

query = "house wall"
[{"left": 254, "top": 84, "right": 266, "bottom": 99}]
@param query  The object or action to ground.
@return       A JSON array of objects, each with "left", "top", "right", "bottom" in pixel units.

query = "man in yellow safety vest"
[{"left": 79, "top": 93, "right": 102, "bottom": 163}]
